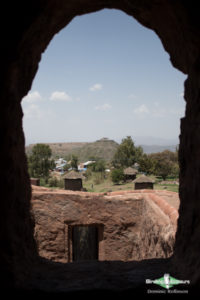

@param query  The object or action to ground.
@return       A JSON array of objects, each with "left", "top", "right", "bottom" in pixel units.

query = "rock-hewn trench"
[
  {"left": 32, "top": 187, "right": 177, "bottom": 263},
  {"left": 22, "top": 186, "right": 178, "bottom": 292}
]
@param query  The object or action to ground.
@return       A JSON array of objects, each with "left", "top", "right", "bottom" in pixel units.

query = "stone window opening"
[
  {"left": 28, "top": 9, "right": 183, "bottom": 267},
  {"left": 1, "top": 1, "right": 200, "bottom": 293}
]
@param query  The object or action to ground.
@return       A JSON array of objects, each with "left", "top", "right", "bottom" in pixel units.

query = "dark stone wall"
[
  {"left": 30, "top": 178, "right": 40, "bottom": 186},
  {"left": 134, "top": 183, "right": 154, "bottom": 190},
  {"left": 64, "top": 179, "right": 83, "bottom": 191},
  {"left": 0, "top": 0, "right": 200, "bottom": 291},
  {"left": 125, "top": 174, "right": 136, "bottom": 181}
]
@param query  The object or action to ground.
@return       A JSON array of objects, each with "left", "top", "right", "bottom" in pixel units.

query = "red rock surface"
[{"left": 31, "top": 186, "right": 178, "bottom": 263}]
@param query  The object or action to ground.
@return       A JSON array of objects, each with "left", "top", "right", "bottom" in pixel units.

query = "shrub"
[
  {"left": 93, "top": 173, "right": 104, "bottom": 185},
  {"left": 111, "top": 169, "right": 124, "bottom": 184},
  {"left": 57, "top": 178, "right": 64, "bottom": 189},
  {"left": 49, "top": 177, "right": 58, "bottom": 187}
]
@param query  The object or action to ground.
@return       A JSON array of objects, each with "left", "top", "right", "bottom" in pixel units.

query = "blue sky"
[{"left": 22, "top": 9, "right": 186, "bottom": 145}]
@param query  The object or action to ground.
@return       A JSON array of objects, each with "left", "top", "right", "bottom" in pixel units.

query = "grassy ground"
[
  {"left": 154, "top": 183, "right": 179, "bottom": 193},
  {"left": 83, "top": 178, "right": 134, "bottom": 193},
  {"left": 83, "top": 174, "right": 179, "bottom": 193},
  {"left": 40, "top": 172, "right": 179, "bottom": 193}
]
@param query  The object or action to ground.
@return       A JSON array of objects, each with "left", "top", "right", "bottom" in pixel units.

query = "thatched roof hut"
[
  {"left": 123, "top": 167, "right": 137, "bottom": 181},
  {"left": 63, "top": 170, "right": 83, "bottom": 191},
  {"left": 30, "top": 178, "right": 40, "bottom": 186},
  {"left": 63, "top": 170, "right": 83, "bottom": 179},
  {"left": 133, "top": 174, "right": 154, "bottom": 190}
]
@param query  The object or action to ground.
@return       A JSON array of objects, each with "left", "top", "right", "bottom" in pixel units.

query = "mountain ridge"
[{"left": 25, "top": 138, "right": 177, "bottom": 162}]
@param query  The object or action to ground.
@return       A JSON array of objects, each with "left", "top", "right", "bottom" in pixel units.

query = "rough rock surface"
[
  {"left": 26, "top": 186, "right": 178, "bottom": 292},
  {"left": 0, "top": 0, "right": 200, "bottom": 292},
  {"left": 31, "top": 186, "right": 177, "bottom": 263}
]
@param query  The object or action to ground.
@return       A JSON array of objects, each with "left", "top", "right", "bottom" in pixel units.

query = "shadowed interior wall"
[{"left": 0, "top": 0, "right": 200, "bottom": 290}]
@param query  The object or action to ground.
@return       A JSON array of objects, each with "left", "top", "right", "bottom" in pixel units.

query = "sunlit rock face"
[{"left": 32, "top": 186, "right": 177, "bottom": 263}]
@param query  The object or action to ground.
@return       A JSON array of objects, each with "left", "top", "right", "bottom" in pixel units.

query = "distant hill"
[
  {"left": 25, "top": 138, "right": 119, "bottom": 162},
  {"left": 71, "top": 138, "right": 119, "bottom": 162},
  {"left": 141, "top": 144, "right": 178, "bottom": 154},
  {"left": 26, "top": 142, "right": 88, "bottom": 158},
  {"left": 26, "top": 138, "right": 177, "bottom": 162}
]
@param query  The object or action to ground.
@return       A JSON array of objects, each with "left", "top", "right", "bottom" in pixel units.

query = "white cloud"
[
  {"left": 23, "top": 104, "right": 43, "bottom": 119},
  {"left": 133, "top": 104, "right": 150, "bottom": 115},
  {"left": 133, "top": 103, "right": 185, "bottom": 118},
  {"left": 50, "top": 91, "right": 72, "bottom": 102},
  {"left": 95, "top": 103, "right": 112, "bottom": 111},
  {"left": 22, "top": 91, "right": 42, "bottom": 103},
  {"left": 179, "top": 92, "right": 184, "bottom": 97},
  {"left": 89, "top": 83, "right": 103, "bottom": 92},
  {"left": 128, "top": 94, "right": 136, "bottom": 99}
]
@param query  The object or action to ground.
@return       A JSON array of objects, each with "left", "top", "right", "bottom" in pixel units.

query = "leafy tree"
[
  {"left": 48, "top": 177, "right": 58, "bottom": 187},
  {"left": 63, "top": 163, "right": 71, "bottom": 172},
  {"left": 88, "top": 160, "right": 106, "bottom": 173},
  {"left": 135, "top": 146, "right": 144, "bottom": 162},
  {"left": 171, "top": 162, "right": 179, "bottom": 178},
  {"left": 48, "top": 177, "right": 64, "bottom": 188},
  {"left": 70, "top": 154, "right": 78, "bottom": 170},
  {"left": 150, "top": 150, "right": 179, "bottom": 180},
  {"left": 28, "top": 144, "right": 53, "bottom": 181},
  {"left": 112, "top": 136, "right": 142, "bottom": 168},
  {"left": 111, "top": 168, "right": 124, "bottom": 184},
  {"left": 139, "top": 154, "right": 155, "bottom": 175}
]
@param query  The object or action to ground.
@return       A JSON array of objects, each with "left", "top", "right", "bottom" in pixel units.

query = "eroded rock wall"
[
  {"left": 140, "top": 196, "right": 175, "bottom": 259},
  {"left": 32, "top": 187, "right": 176, "bottom": 263}
]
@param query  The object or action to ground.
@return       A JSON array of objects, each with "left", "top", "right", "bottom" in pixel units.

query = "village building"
[
  {"left": 133, "top": 174, "right": 155, "bottom": 190},
  {"left": 55, "top": 157, "right": 67, "bottom": 172},
  {"left": 30, "top": 178, "right": 40, "bottom": 186},
  {"left": 83, "top": 161, "right": 96, "bottom": 169},
  {"left": 123, "top": 167, "right": 137, "bottom": 181},
  {"left": 63, "top": 170, "right": 83, "bottom": 191}
]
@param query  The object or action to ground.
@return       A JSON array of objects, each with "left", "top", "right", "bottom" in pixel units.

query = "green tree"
[
  {"left": 28, "top": 144, "right": 53, "bottom": 182},
  {"left": 150, "top": 150, "right": 179, "bottom": 180},
  {"left": 111, "top": 168, "right": 124, "bottom": 184},
  {"left": 70, "top": 154, "right": 78, "bottom": 170},
  {"left": 139, "top": 154, "right": 155, "bottom": 175},
  {"left": 88, "top": 159, "right": 106, "bottom": 173},
  {"left": 48, "top": 177, "right": 58, "bottom": 187},
  {"left": 112, "top": 136, "right": 142, "bottom": 168},
  {"left": 63, "top": 163, "right": 71, "bottom": 172},
  {"left": 135, "top": 146, "right": 144, "bottom": 162}
]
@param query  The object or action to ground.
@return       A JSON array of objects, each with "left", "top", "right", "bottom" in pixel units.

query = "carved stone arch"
[{"left": 0, "top": 0, "right": 200, "bottom": 291}]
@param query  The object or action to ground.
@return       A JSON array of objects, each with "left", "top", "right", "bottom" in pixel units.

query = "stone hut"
[
  {"left": 123, "top": 167, "right": 137, "bottom": 181},
  {"left": 30, "top": 178, "right": 40, "bottom": 186},
  {"left": 133, "top": 175, "right": 154, "bottom": 190},
  {"left": 64, "top": 170, "right": 83, "bottom": 191}
]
